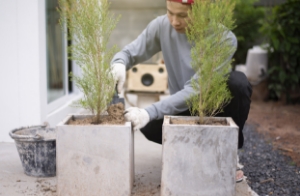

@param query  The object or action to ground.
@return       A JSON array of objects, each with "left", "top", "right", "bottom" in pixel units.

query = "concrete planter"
[
  {"left": 56, "top": 115, "right": 133, "bottom": 196},
  {"left": 161, "top": 116, "right": 239, "bottom": 196}
]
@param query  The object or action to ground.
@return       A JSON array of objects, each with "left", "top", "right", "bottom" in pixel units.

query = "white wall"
[
  {"left": 0, "top": 0, "right": 45, "bottom": 142},
  {"left": 0, "top": 0, "right": 82, "bottom": 142}
]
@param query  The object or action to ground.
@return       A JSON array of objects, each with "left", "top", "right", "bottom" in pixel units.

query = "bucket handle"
[{"left": 9, "top": 125, "right": 47, "bottom": 141}]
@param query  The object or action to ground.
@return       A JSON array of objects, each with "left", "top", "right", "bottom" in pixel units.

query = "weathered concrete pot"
[
  {"left": 161, "top": 116, "right": 238, "bottom": 196},
  {"left": 56, "top": 115, "right": 133, "bottom": 196}
]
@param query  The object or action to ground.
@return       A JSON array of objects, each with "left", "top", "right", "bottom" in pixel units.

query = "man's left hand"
[{"left": 124, "top": 107, "right": 150, "bottom": 131}]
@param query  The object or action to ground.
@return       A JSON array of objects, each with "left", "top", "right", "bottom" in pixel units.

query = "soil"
[
  {"left": 36, "top": 179, "right": 57, "bottom": 195},
  {"left": 68, "top": 103, "right": 126, "bottom": 125},
  {"left": 247, "top": 100, "right": 300, "bottom": 166},
  {"left": 171, "top": 117, "right": 228, "bottom": 125}
]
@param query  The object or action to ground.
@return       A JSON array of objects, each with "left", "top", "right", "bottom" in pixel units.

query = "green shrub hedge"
[
  {"left": 232, "top": 0, "right": 265, "bottom": 66},
  {"left": 261, "top": 0, "right": 300, "bottom": 102}
]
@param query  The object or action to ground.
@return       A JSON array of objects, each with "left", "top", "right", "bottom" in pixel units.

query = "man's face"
[{"left": 166, "top": 1, "right": 191, "bottom": 34}]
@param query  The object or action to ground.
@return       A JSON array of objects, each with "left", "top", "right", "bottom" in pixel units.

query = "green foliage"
[
  {"left": 186, "top": 0, "right": 236, "bottom": 123},
  {"left": 260, "top": 0, "right": 300, "bottom": 102},
  {"left": 58, "top": 0, "right": 120, "bottom": 123},
  {"left": 232, "top": 0, "right": 265, "bottom": 66}
]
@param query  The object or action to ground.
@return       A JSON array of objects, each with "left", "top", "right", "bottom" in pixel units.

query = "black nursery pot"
[{"left": 9, "top": 125, "right": 56, "bottom": 177}]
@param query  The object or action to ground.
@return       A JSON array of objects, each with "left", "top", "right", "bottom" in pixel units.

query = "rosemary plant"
[
  {"left": 186, "top": 0, "right": 236, "bottom": 124},
  {"left": 58, "top": 0, "right": 120, "bottom": 123}
]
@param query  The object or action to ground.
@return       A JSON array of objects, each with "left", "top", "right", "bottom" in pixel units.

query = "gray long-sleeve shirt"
[{"left": 111, "top": 14, "right": 237, "bottom": 121}]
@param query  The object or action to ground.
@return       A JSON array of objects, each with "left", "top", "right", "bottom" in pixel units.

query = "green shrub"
[
  {"left": 186, "top": 0, "right": 236, "bottom": 123},
  {"left": 59, "top": 0, "right": 120, "bottom": 123},
  {"left": 232, "top": 0, "right": 265, "bottom": 66},
  {"left": 260, "top": 0, "right": 300, "bottom": 102}
]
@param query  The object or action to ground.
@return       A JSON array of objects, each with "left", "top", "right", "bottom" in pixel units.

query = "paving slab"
[{"left": 0, "top": 142, "right": 56, "bottom": 196}]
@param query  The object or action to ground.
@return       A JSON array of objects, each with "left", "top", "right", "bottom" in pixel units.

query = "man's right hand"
[
  {"left": 111, "top": 63, "right": 126, "bottom": 93},
  {"left": 124, "top": 107, "right": 150, "bottom": 131}
]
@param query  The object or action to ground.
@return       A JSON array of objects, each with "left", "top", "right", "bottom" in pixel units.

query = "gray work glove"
[
  {"left": 124, "top": 107, "right": 150, "bottom": 131},
  {"left": 111, "top": 63, "right": 126, "bottom": 93}
]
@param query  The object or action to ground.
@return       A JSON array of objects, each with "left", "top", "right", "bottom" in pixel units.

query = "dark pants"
[{"left": 140, "top": 71, "right": 252, "bottom": 149}]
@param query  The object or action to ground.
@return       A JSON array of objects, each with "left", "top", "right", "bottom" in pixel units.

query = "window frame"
[{"left": 46, "top": 2, "right": 81, "bottom": 114}]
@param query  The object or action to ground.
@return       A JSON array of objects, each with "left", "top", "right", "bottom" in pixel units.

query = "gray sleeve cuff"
[
  {"left": 145, "top": 105, "right": 158, "bottom": 121},
  {"left": 110, "top": 54, "right": 128, "bottom": 68}
]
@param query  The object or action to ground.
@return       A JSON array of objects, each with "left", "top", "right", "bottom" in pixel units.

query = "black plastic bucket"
[{"left": 9, "top": 125, "right": 56, "bottom": 177}]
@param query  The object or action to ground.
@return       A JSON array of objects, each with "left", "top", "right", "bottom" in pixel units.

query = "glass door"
[{"left": 46, "top": 0, "right": 67, "bottom": 103}]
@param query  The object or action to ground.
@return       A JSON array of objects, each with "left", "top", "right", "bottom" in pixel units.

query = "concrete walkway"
[{"left": 0, "top": 130, "right": 257, "bottom": 196}]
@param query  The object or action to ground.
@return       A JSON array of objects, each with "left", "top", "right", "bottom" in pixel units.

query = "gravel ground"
[{"left": 239, "top": 124, "right": 300, "bottom": 196}]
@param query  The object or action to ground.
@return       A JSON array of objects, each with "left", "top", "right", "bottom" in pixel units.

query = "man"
[{"left": 111, "top": 0, "right": 252, "bottom": 183}]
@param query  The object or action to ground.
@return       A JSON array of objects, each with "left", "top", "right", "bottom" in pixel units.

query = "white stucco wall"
[
  {"left": 0, "top": 0, "right": 81, "bottom": 142},
  {"left": 0, "top": 0, "right": 44, "bottom": 142}
]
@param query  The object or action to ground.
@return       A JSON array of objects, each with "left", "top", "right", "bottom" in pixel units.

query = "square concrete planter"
[
  {"left": 56, "top": 115, "right": 134, "bottom": 196},
  {"left": 161, "top": 116, "right": 238, "bottom": 196}
]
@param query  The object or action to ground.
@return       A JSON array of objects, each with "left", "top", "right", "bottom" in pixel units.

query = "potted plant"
[
  {"left": 56, "top": 0, "right": 133, "bottom": 195},
  {"left": 161, "top": 0, "right": 239, "bottom": 195}
]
